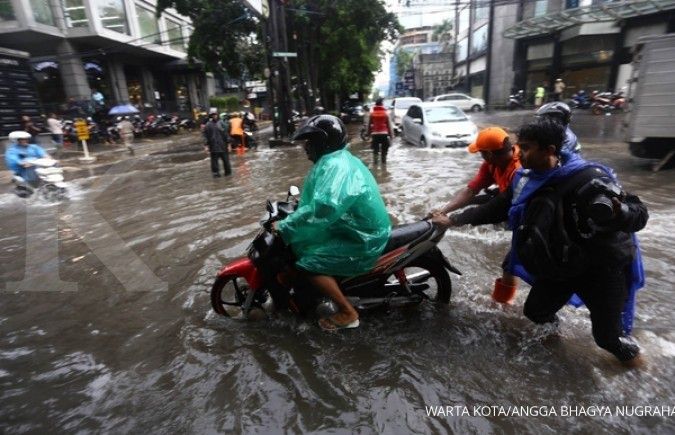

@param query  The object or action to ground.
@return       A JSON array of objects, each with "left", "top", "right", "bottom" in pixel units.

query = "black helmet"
[
  {"left": 293, "top": 115, "right": 347, "bottom": 162},
  {"left": 536, "top": 102, "right": 572, "bottom": 125}
]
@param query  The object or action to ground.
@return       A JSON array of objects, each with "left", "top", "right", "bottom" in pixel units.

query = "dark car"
[{"left": 340, "top": 101, "right": 366, "bottom": 124}]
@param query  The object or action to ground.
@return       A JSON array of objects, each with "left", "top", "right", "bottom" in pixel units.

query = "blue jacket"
[
  {"left": 563, "top": 126, "right": 581, "bottom": 154},
  {"left": 507, "top": 151, "right": 645, "bottom": 335},
  {"left": 5, "top": 143, "right": 47, "bottom": 179}
]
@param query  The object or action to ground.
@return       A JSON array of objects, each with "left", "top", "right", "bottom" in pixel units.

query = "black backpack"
[{"left": 514, "top": 168, "right": 599, "bottom": 282}]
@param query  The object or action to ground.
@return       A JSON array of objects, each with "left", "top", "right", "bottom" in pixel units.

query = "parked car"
[
  {"left": 339, "top": 102, "right": 366, "bottom": 123},
  {"left": 426, "top": 93, "right": 485, "bottom": 112},
  {"left": 390, "top": 97, "right": 423, "bottom": 126},
  {"left": 400, "top": 102, "right": 478, "bottom": 148}
]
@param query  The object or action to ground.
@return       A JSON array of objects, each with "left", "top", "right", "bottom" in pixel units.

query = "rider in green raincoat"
[{"left": 277, "top": 115, "right": 391, "bottom": 330}]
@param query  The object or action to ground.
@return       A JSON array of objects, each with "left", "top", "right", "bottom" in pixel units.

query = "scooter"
[
  {"left": 591, "top": 91, "right": 625, "bottom": 115},
  {"left": 506, "top": 90, "right": 526, "bottom": 110},
  {"left": 567, "top": 90, "right": 591, "bottom": 109},
  {"left": 12, "top": 158, "right": 67, "bottom": 200},
  {"left": 210, "top": 186, "right": 461, "bottom": 321}
]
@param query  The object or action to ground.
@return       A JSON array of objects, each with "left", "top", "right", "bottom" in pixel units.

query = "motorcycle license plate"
[{"left": 448, "top": 141, "right": 465, "bottom": 147}]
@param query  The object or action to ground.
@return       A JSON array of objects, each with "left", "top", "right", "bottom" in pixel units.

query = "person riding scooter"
[
  {"left": 275, "top": 115, "right": 391, "bottom": 331},
  {"left": 4, "top": 131, "right": 48, "bottom": 184},
  {"left": 536, "top": 102, "right": 581, "bottom": 154}
]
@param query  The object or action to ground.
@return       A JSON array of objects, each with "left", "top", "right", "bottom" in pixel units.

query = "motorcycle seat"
[{"left": 384, "top": 221, "right": 434, "bottom": 252}]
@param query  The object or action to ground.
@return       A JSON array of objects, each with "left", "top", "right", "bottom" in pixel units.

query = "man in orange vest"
[
  {"left": 367, "top": 98, "right": 393, "bottom": 164},
  {"left": 428, "top": 127, "right": 522, "bottom": 303},
  {"left": 229, "top": 112, "right": 245, "bottom": 149}
]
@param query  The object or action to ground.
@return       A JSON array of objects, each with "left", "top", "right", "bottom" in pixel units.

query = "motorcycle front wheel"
[
  {"left": 385, "top": 258, "right": 451, "bottom": 304},
  {"left": 211, "top": 275, "right": 252, "bottom": 318}
]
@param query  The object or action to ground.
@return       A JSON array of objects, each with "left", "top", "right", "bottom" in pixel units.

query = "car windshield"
[
  {"left": 424, "top": 106, "right": 467, "bottom": 123},
  {"left": 395, "top": 100, "right": 419, "bottom": 110}
]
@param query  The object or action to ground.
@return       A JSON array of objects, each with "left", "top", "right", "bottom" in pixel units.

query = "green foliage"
[
  {"left": 209, "top": 95, "right": 240, "bottom": 112},
  {"left": 156, "top": 0, "right": 264, "bottom": 78},
  {"left": 432, "top": 19, "right": 454, "bottom": 42},
  {"left": 288, "top": 0, "right": 401, "bottom": 99},
  {"left": 396, "top": 49, "right": 415, "bottom": 78}
]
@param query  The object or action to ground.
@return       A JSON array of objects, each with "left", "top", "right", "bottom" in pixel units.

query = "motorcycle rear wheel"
[
  {"left": 385, "top": 258, "right": 451, "bottom": 304},
  {"left": 592, "top": 105, "right": 604, "bottom": 116},
  {"left": 211, "top": 275, "right": 259, "bottom": 318}
]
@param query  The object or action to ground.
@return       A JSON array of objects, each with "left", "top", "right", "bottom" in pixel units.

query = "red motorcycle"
[
  {"left": 210, "top": 187, "right": 461, "bottom": 320},
  {"left": 591, "top": 91, "right": 625, "bottom": 115}
]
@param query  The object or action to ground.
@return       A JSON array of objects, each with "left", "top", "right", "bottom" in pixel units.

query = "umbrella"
[{"left": 108, "top": 104, "right": 140, "bottom": 115}]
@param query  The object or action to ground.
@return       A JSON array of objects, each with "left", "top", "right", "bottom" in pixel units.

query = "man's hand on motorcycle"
[
  {"left": 426, "top": 208, "right": 441, "bottom": 219},
  {"left": 21, "top": 161, "right": 33, "bottom": 167},
  {"left": 430, "top": 211, "right": 454, "bottom": 228}
]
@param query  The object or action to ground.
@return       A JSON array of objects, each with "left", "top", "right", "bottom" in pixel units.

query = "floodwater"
[{"left": 1, "top": 114, "right": 674, "bottom": 433}]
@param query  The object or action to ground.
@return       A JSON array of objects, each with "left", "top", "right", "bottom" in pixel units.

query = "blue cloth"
[
  {"left": 507, "top": 151, "right": 644, "bottom": 335},
  {"left": 4, "top": 143, "right": 47, "bottom": 182},
  {"left": 563, "top": 126, "right": 581, "bottom": 154}
]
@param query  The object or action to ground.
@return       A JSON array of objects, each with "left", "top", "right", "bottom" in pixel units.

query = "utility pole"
[{"left": 484, "top": 0, "right": 495, "bottom": 109}]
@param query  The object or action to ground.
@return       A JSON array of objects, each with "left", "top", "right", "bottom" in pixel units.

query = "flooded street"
[{"left": 1, "top": 112, "right": 674, "bottom": 433}]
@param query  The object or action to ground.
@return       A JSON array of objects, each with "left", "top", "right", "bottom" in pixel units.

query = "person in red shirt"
[
  {"left": 367, "top": 98, "right": 393, "bottom": 164},
  {"left": 428, "top": 127, "right": 521, "bottom": 303}
]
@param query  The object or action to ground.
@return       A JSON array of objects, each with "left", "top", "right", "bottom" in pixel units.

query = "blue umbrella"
[{"left": 108, "top": 104, "right": 140, "bottom": 115}]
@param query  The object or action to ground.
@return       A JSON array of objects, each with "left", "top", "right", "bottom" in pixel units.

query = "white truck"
[{"left": 624, "top": 34, "right": 675, "bottom": 170}]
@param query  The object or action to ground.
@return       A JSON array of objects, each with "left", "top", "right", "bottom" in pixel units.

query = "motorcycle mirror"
[
  {"left": 266, "top": 200, "right": 274, "bottom": 213},
  {"left": 289, "top": 186, "right": 300, "bottom": 197}
]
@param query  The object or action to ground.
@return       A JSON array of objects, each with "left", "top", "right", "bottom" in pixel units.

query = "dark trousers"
[
  {"left": 371, "top": 134, "right": 390, "bottom": 163},
  {"left": 210, "top": 151, "right": 231, "bottom": 176},
  {"left": 523, "top": 263, "right": 639, "bottom": 361}
]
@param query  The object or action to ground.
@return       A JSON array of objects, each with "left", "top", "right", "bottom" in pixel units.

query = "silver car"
[{"left": 401, "top": 102, "right": 478, "bottom": 148}]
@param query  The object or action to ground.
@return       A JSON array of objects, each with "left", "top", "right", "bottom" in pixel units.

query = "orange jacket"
[{"left": 229, "top": 117, "right": 243, "bottom": 136}]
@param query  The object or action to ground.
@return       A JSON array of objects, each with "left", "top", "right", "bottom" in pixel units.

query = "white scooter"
[{"left": 12, "top": 158, "right": 67, "bottom": 199}]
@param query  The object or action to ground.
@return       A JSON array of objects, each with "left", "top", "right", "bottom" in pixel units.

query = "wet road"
[{"left": 1, "top": 112, "right": 674, "bottom": 433}]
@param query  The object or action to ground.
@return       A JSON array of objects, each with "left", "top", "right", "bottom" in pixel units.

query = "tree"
[
  {"left": 156, "top": 0, "right": 264, "bottom": 79},
  {"left": 287, "top": 0, "right": 401, "bottom": 108},
  {"left": 396, "top": 49, "right": 415, "bottom": 79}
]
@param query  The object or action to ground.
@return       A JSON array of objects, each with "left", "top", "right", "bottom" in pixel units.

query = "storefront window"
[
  {"left": 566, "top": 0, "right": 580, "bottom": 8},
  {"left": 470, "top": 25, "right": 488, "bottom": 56},
  {"left": 534, "top": 0, "right": 547, "bottom": 16},
  {"left": 166, "top": 20, "right": 185, "bottom": 52},
  {"left": 62, "top": 0, "right": 88, "bottom": 27},
  {"left": 29, "top": 0, "right": 55, "bottom": 25},
  {"left": 97, "top": 0, "right": 129, "bottom": 35},
  {"left": 0, "top": 0, "right": 16, "bottom": 21},
  {"left": 456, "top": 38, "right": 468, "bottom": 63},
  {"left": 137, "top": 6, "right": 160, "bottom": 44}
]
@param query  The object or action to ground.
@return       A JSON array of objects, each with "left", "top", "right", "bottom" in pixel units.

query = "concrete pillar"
[
  {"left": 140, "top": 67, "right": 156, "bottom": 107},
  {"left": 56, "top": 40, "right": 91, "bottom": 101},
  {"left": 106, "top": 58, "right": 129, "bottom": 104}
]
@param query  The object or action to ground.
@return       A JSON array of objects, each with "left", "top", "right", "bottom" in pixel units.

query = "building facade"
[
  {"left": 388, "top": 27, "right": 443, "bottom": 97},
  {"left": 0, "top": 0, "right": 212, "bottom": 118},
  {"left": 503, "top": 0, "right": 675, "bottom": 105}
]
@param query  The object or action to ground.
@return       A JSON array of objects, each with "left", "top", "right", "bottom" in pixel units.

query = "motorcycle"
[
  {"left": 567, "top": 90, "right": 591, "bottom": 109},
  {"left": 591, "top": 91, "right": 625, "bottom": 115},
  {"left": 12, "top": 157, "right": 67, "bottom": 200},
  {"left": 506, "top": 90, "right": 526, "bottom": 110},
  {"left": 210, "top": 186, "right": 461, "bottom": 321}
]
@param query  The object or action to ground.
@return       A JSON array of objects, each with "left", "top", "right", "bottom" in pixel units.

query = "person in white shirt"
[{"left": 46, "top": 113, "right": 63, "bottom": 152}]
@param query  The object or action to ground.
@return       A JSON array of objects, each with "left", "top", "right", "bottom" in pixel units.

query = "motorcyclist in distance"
[
  {"left": 4, "top": 131, "right": 48, "bottom": 183},
  {"left": 274, "top": 115, "right": 391, "bottom": 330},
  {"left": 536, "top": 102, "right": 581, "bottom": 154}
]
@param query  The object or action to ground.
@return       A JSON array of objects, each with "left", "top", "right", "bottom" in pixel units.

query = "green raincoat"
[{"left": 277, "top": 148, "right": 391, "bottom": 276}]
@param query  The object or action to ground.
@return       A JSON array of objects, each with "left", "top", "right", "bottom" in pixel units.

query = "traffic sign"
[
  {"left": 74, "top": 119, "right": 90, "bottom": 141},
  {"left": 272, "top": 52, "right": 297, "bottom": 58}
]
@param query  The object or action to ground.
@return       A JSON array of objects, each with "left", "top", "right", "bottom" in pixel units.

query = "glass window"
[
  {"left": 534, "top": 0, "right": 547, "bottom": 17},
  {"left": 0, "top": 0, "right": 16, "bottom": 21},
  {"left": 459, "top": 7, "right": 470, "bottom": 33},
  {"left": 566, "top": 0, "right": 579, "bottom": 8},
  {"left": 137, "top": 6, "right": 160, "bottom": 44},
  {"left": 470, "top": 25, "right": 488, "bottom": 55},
  {"left": 97, "top": 0, "right": 129, "bottom": 34},
  {"left": 474, "top": 5, "right": 488, "bottom": 22},
  {"left": 166, "top": 20, "right": 185, "bottom": 52},
  {"left": 62, "top": 0, "right": 87, "bottom": 27},
  {"left": 30, "top": 0, "right": 54, "bottom": 25},
  {"left": 424, "top": 106, "right": 467, "bottom": 123},
  {"left": 457, "top": 38, "right": 468, "bottom": 62}
]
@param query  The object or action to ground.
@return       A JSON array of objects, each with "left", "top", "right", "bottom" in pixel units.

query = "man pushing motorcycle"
[{"left": 274, "top": 115, "right": 391, "bottom": 331}]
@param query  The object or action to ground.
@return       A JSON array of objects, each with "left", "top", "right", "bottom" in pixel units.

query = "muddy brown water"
[{"left": 1, "top": 116, "right": 674, "bottom": 433}]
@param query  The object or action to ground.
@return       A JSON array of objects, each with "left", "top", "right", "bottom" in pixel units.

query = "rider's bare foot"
[{"left": 319, "top": 311, "right": 359, "bottom": 331}]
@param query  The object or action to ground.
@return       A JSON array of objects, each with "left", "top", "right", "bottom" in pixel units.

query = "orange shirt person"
[
  {"left": 428, "top": 127, "right": 521, "bottom": 303},
  {"left": 229, "top": 114, "right": 245, "bottom": 148}
]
